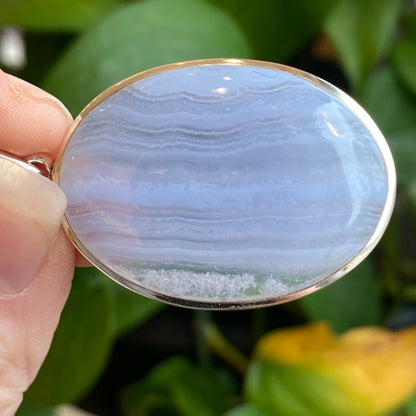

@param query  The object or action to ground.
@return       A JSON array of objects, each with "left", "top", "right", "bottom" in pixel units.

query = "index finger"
[{"left": 0, "top": 70, "right": 73, "bottom": 164}]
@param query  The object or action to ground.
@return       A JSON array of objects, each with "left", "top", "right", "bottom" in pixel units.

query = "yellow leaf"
[{"left": 254, "top": 323, "right": 416, "bottom": 415}]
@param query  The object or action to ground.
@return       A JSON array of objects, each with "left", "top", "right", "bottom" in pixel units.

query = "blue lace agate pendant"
[{"left": 53, "top": 59, "right": 396, "bottom": 309}]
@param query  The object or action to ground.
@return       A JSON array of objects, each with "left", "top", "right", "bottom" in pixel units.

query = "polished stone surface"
[{"left": 59, "top": 62, "right": 392, "bottom": 305}]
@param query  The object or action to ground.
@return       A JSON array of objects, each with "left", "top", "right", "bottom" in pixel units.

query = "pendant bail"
[{"left": 0, "top": 151, "right": 51, "bottom": 178}]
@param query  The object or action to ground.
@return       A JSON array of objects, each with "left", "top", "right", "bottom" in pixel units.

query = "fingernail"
[{"left": 0, "top": 157, "right": 67, "bottom": 295}]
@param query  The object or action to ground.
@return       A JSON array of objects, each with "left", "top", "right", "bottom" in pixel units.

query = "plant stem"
[{"left": 195, "top": 310, "right": 249, "bottom": 374}]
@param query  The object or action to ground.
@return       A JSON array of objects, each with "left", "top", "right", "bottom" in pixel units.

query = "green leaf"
[
  {"left": 0, "top": 0, "right": 121, "bottom": 32},
  {"left": 297, "top": 259, "right": 382, "bottom": 332},
  {"left": 402, "top": 391, "right": 416, "bottom": 415},
  {"left": 391, "top": 11, "right": 416, "bottom": 94},
  {"left": 121, "top": 356, "right": 234, "bottom": 416},
  {"left": 43, "top": 0, "right": 253, "bottom": 116},
  {"left": 223, "top": 405, "right": 269, "bottom": 416},
  {"left": 384, "top": 410, "right": 404, "bottom": 416},
  {"left": 402, "top": 11, "right": 416, "bottom": 38},
  {"left": 245, "top": 361, "right": 363, "bottom": 416},
  {"left": 385, "top": 391, "right": 416, "bottom": 415},
  {"left": 102, "top": 273, "right": 165, "bottom": 337},
  {"left": 408, "top": 182, "right": 416, "bottom": 209},
  {"left": 25, "top": 269, "right": 114, "bottom": 406},
  {"left": 16, "top": 400, "right": 56, "bottom": 416},
  {"left": 325, "top": 0, "right": 402, "bottom": 91},
  {"left": 361, "top": 67, "right": 416, "bottom": 185},
  {"left": 210, "top": 0, "right": 332, "bottom": 62},
  {"left": 392, "top": 39, "right": 416, "bottom": 95}
]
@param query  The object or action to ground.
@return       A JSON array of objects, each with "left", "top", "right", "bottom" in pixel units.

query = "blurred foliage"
[
  {"left": 209, "top": 0, "right": 333, "bottom": 62},
  {"left": 251, "top": 323, "right": 416, "bottom": 416},
  {"left": 0, "top": 0, "right": 122, "bottom": 32},
  {"left": 43, "top": 0, "right": 253, "bottom": 115},
  {"left": 362, "top": 68, "right": 416, "bottom": 185},
  {"left": 324, "top": 0, "right": 402, "bottom": 93},
  {"left": 120, "top": 356, "right": 237, "bottom": 416},
  {"left": 297, "top": 259, "right": 383, "bottom": 333},
  {"left": 2, "top": 0, "right": 416, "bottom": 414}
]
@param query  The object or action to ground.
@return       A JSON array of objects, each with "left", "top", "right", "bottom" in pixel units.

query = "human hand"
[{"left": 0, "top": 69, "right": 76, "bottom": 415}]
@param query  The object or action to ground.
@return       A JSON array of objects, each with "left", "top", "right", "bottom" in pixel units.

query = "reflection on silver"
[{"left": 0, "top": 151, "right": 49, "bottom": 177}]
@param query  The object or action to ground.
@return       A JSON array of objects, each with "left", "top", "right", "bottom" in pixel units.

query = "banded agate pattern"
[{"left": 58, "top": 61, "right": 394, "bottom": 307}]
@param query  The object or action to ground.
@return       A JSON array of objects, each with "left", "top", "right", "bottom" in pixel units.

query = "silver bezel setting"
[{"left": 52, "top": 58, "right": 396, "bottom": 310}]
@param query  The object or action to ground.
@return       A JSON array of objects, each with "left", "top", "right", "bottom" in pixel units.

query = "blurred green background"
[{"left": 1, "top": 0, "right": 416, "bottom": 415}]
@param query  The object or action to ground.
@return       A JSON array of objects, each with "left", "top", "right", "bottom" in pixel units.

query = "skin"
[{"left": 0, "top": 69, "right": 86, "bottom": 414}]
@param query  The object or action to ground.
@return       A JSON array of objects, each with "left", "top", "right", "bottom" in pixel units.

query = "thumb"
[
  {"left": 0, "top": 157, "right": 66, "bottom": 295},
  {"left": 0, "top": 69, "right": 76, "bottom": 415},
  {"left": 0, "top": 158, "right": 75, "bottom": 415}
]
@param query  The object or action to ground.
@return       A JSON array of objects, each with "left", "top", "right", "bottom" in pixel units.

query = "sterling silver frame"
[{"left": 52, "top": 58, "right": 396, "bottom": 310}]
